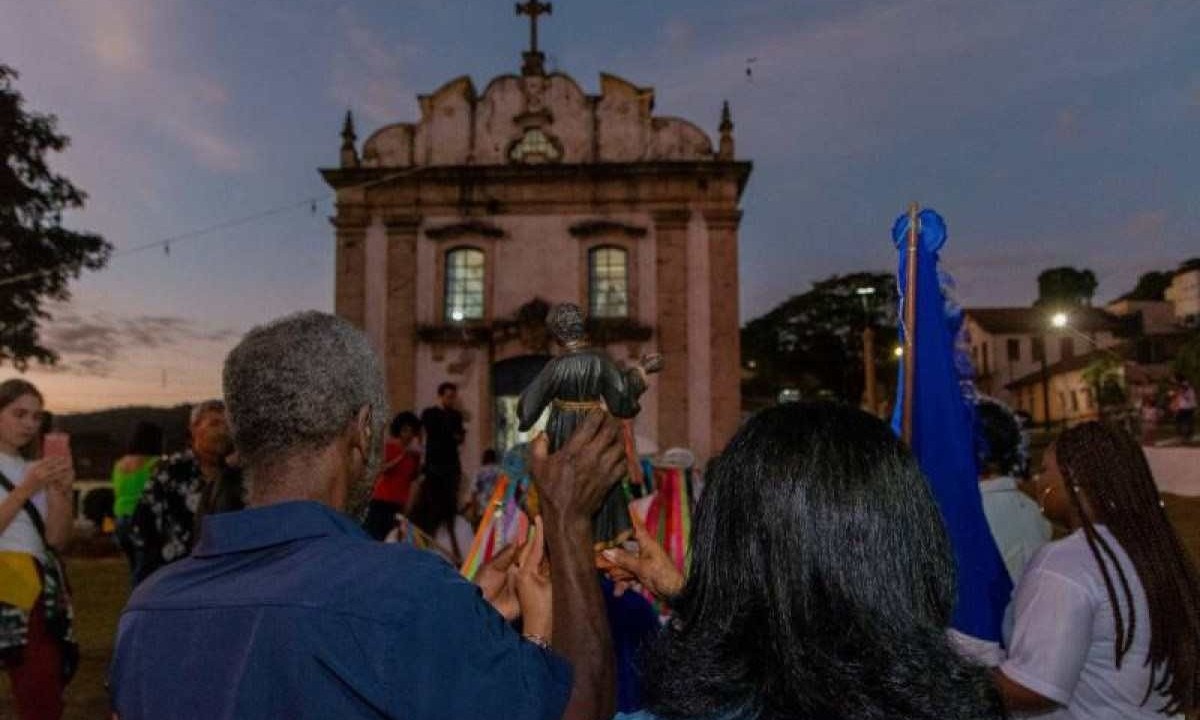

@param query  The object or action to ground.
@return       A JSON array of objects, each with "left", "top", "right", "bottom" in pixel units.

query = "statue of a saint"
[{"left": 518, "top": 303, "right": 663, "bottom": 543}]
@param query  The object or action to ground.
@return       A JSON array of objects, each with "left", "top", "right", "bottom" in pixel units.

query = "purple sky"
[{"left": 2, "top": 0, "right": 1198, "bottom": 411}]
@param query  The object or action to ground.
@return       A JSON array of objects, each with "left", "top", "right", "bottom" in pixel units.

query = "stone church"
[{"left": 321, "top": 4, "right": 752, "bottom": 475}]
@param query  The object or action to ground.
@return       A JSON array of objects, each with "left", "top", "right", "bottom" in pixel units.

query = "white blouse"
[
  {"left": 1001, "top": 525, "right": 1181, "bottom": 719},
  {"left": 0, "top": 452, "right": 48, "bottom": 556}
]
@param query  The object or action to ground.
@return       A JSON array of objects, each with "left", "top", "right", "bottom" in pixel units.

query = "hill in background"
[{"left": 54, "top": 405, "right": 192, "bottom": 480}]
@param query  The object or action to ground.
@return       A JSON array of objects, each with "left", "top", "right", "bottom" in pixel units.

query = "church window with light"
[
  {"left": 445, "top": 248, "right": 486, "bottom": 321},
  {"left": 588, "top": 246, "right": 629, "bottom": 318}
]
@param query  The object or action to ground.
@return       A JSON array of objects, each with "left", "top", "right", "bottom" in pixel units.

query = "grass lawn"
[{"left": 4, "top": 498, "right": 1200, "bottom": 719}]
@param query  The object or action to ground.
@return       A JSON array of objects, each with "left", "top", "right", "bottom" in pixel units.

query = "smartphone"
[{"left": 42, "top": 432, "right": 71, "bottom": 460}]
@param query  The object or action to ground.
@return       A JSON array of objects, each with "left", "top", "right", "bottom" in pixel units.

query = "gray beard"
[{"left": 344, "top": 418, "right": 385, "bottom": 521}]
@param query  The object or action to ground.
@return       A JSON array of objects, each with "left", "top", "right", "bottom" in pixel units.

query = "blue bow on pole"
[{"left": 891, "top": 206, "right": 1012, "bottom": 646}]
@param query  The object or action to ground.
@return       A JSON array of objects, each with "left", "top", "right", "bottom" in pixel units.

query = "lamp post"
[
  {"left": 857, "top": 286, "right": 878, "bottom": 416},
  {"left": 1038, "top": 338, "right": 1051, "bottom": 429}
]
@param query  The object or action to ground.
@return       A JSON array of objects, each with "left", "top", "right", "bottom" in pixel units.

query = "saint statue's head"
[{"left": 547, "top": 303, "right": 587, "bottom": 347}]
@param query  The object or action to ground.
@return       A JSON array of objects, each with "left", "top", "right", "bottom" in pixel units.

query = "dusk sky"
[{"left": 2, "top": 0, "right": 1198, "bottom": 412}]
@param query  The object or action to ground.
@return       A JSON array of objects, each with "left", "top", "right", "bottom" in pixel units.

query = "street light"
[
  {"left": 1047, "top": 312, "right": 1121, "bottom": 360},
  {"left": 893, "top": 346, "right": 904, "bottom": 358},
  {"left": 857, "top": 286, "right": 879, "bottom": 416}
]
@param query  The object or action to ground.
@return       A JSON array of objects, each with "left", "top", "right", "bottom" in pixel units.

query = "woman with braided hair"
[{"left": 995, "top": 421, "right": 1200, "bottom": 718}]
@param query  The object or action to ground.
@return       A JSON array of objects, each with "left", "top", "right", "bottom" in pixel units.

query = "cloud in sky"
[
  {"left": 24, "top": 0, "right": 253, "bottom": 175},
  {"left": 329, "top": 5, "right": 422, "bottom": 126},
  {"left": 38, "top": 308, "right": 236, "bottom": 379}
]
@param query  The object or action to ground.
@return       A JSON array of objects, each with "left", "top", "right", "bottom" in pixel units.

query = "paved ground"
[{"left": 4, "top": 498, "right": 1199, "bottom": 719}]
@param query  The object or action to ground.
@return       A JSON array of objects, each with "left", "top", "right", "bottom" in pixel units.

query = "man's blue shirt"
[{"left": 109, "top": 500, "right": 571, "bottom": 719}]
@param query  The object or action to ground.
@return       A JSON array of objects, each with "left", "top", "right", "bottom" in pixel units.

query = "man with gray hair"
[
  {"left": 128, "top": 398, "right": 240, "bottom": 585},
  {"left": 110, "top": 311, "right": 627, "bottom": 719}
]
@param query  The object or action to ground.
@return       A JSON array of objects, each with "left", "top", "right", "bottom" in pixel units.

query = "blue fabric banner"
[{"left": 891, "top": 208, "right": 1012, "bottom": 644}]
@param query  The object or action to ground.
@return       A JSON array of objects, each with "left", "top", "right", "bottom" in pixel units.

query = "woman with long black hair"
[
  {"left": 603, "top": 402, "right": 1004, "bottom": 720},
  {"left": 996, "top": 421, "right": 1200, "bottom": 718}
]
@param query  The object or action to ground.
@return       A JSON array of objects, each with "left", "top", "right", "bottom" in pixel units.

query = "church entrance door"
[{"left": 492, "top": 354, "right": 552, "bottom": 454}]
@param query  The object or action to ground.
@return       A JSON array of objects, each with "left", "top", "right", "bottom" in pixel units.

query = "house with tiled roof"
[{"left": 963, "top": 307, "right": 1124, "bottom": 413}]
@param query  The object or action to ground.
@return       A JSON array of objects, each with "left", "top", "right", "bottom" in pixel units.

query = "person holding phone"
[{"left": 0, "top": 379, "right": 76, "bottom": 720}]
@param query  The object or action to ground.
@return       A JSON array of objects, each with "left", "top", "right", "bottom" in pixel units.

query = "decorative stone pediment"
[{"left": 359, "top": 70, "right": 721, "bottom": 168}]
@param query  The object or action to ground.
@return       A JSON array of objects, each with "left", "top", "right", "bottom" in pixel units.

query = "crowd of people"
[
  {"left": 1140, "top": 375, "right": 1197, "bottom": 444},
  {"left": 1, "top": 310, "right": 1199, "bottom": 719}
]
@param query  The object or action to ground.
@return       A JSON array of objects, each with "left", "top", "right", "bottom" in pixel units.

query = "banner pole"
[{"left": 902, "top": 202, "right": 920, "bottom": 445}]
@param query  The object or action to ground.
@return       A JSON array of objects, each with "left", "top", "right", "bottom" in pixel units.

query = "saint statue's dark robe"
[{"left": 518, "top": 346, "right": 647, "bottom": 542}]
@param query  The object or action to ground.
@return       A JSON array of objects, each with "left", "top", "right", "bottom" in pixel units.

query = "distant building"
[
  {"left": 1166, "top": 264, "right": 1200, "bottom": 325},
  {"left": 1005, "top": 349, "right": 1111, "bottom": 425},
  {"left": 1104, "top": 299, "right": 1179, "bottom": 336},
  {"left": 964, "top": 307, "right": 1123, "bottom": 408},
  {"left": 1004, "top": 332, "right": 1192, "bottom": 426}
]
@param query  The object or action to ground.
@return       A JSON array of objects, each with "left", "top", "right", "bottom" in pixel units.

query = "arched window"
[
  {"left": 444, "top": 247, "right": 485, "bottom": 322},
  {"left": 588, "top": 246, "right": 629, "bottom": 318}
]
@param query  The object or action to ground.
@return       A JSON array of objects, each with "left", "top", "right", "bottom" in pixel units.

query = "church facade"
[{"left": 321, "top": 20, "right": 751, "bottom": 474}]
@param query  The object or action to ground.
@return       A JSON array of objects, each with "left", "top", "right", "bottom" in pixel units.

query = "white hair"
[{"left": 222, "top": 312, "right": 388, "bottom": 489}]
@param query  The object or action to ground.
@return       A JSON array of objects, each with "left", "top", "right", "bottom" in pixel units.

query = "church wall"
[
  {"left": 406, "top": 209, "right": 670, "bottom": 472},
  {"left": 536, "top": 76, "right": 592, "bottom": 163},
  {"left": 686, "top": 211, "right": 713, "bottom": 459},
  {"left": 429, "top": 90, "right": 473, "bottom": 166},
  {"left": 704, "top": 209, "right": 744, "bottom": 455},
  {"left": 637, "top": 224, "right": 660, "bottom": 449},
  {"left": 490, "top": 215, "right": 581, "bottom": 316},
  {"left": 415, "top": 228, "right": 437, "bottom": 324},
  {"left": 473, "top": 75, "right": 591, "bottom": 165},
  {"left": 596, "top": 76, "right": 649, "bottom": 163},
  {"left": 413, "top": 339, "right": 488, "bottom": 480},
  {"left": 653, "top": 210, "right": 692, "bottom": 450},
  {"left": 361, "top": 124, "right": 414, "bottom": 167},
  {"left": 333, "top": 219, "right": 367, "bottom": 327},
  {"left": 363, "top": 217, "right": 389, "bottom": 357},
  {"left": 648, "top": 118, "right": 714, "bottom": 161},
  {"left": 474, "top": 77, "right": 526, "bottom": 164}
]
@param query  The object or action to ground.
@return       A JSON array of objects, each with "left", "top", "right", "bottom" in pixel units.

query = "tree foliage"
[
  {"left": 1120, "top": 270, "right": 1173, "bottom": 302},
  {"left": 1081, "top": 354, "right": 1126, "bottom": 411},
  {"left": 1034, "top": 266, "right": 1098, "bottom": 308},
  {"left": 1, "top": 64, "right": 110, "bottom": 369},
  {"left": 741, "top": 272, "right": 899, "bottom": 404}
]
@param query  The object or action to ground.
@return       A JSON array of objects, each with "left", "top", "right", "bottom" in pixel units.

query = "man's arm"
[
  {"left": 452, "top": 410, "right": 466, "bottom": 444},
  {"left": 128, "top": 462, "right": 167, "bottom": 583},
  {"left": 531, "top": 412, "right": 626, "bottom": 720}
]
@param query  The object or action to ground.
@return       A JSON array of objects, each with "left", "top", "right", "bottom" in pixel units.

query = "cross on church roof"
[{"left": 515, "top": 0, "right": 552, "bottom": 76}]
